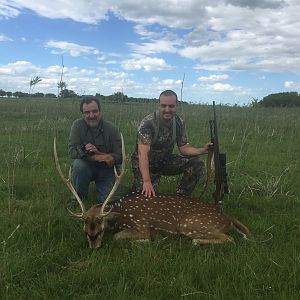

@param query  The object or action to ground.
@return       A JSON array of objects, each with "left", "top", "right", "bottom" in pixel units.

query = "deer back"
[{"left": 109, "top": 193, "right": 234, "bottom": 236}]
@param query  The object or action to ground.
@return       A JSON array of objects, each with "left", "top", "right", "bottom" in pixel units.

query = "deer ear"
[{"left": 105, "top": 212, "right": 122, "bottom": 221}]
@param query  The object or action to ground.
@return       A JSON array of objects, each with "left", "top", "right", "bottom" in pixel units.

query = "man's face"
[
  {"left": 159, "top": 94, "right": 177, "bottom": 121},
  {"left": 82, "top": 101, "right": 101, "bottom": 127}
]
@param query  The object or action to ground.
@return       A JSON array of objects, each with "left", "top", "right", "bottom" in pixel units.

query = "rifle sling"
[{"left": 199, "top": 147, "right": 214, "bottom": 198}]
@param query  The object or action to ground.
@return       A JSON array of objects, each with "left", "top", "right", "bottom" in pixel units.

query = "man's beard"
[
  {"left": 85, "top": 119, "right": 99, "bottom": 127},
  {"left": 161, "top": 112, "right": 174, "bottom": 121}
]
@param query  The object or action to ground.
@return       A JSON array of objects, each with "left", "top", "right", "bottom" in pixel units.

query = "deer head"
[{"left": 53, "top": 134, "right": 125, "bottom": 249}]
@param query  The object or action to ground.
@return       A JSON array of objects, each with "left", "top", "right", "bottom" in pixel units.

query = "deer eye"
[{"left": 96, "top": 217, "right": 103, "bottom": 224}]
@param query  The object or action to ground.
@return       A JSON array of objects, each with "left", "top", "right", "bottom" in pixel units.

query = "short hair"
[
  {"left": 159, "top": 90, "right": 178, "bottom": 102},
  {"left": 80, "top": 95, "right": 101, "bottom": 112}
]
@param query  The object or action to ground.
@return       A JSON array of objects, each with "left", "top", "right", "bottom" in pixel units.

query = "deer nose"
[{"left": 87, "top": 234, "right": 98, "bottom": 241}]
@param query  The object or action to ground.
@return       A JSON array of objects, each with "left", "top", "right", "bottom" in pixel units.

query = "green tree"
[
  {"left": 57, "top": 80, "right": 67, "bottom": 97},
  {"left": 60, "top": 89, "right": 77, "bottom": 98},
  {"left": 32, "top": 92, "right": 44, "bottom": 98},
  {"left": 260, "top": 92, "right": 300, "bottom": 107},
  {"left": 45, "top": 93, "right": 57, "bottom": 98},
  {"left": 109, "top": 92, "right": 128, "bottom": 102},
  {"left": 13, "top": 91, "right": 29, "bottom": 98}
]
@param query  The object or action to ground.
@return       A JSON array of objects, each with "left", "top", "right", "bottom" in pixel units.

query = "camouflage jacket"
[{"left": 131, "top": 111, "right": 188, "bottom": 171}]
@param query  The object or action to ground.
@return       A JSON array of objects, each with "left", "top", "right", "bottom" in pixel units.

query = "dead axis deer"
[{"left": 54, "top": 135, "right": 250, "bottom": 248}]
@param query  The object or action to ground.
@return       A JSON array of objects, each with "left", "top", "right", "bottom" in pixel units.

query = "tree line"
[
  {"left": 1, "top": 87, "right": 300, "bottom": 107},
  {"left": 0, "top": 89, "right": 157, "bottom": 103}
]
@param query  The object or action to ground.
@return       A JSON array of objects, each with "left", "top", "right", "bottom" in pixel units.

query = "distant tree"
[
  {"left": 60, "top": 89, "right": 77, "bottom": 98},
  {"left": 6, "top": 91, "right": 12, "bottom": 98},
  {"left": 29, "top": 76, "right": 42, "bottom": 94},
  {"left": 32, "top": 92, "right": 44, "bottom": 98},
  {"left": 0, "top": 89, "right": 5, "bottom": 97},
  {"left": 45, "top": 93, "right": 57, "bottom": 98},
  {"left": 13, "top": 91, "right": 29, "bottom": 98},
  {"left": 260, "top": 92, "right": 300, "bottom": 107},
  {"left": 57, "top": 81, "right": 67, "bottom": 97},
  {"left": 109, "top": 92, "right": 128, "bottom": 102}
]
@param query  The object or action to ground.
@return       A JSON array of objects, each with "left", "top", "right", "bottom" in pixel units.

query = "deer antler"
[
  {"left": 53, "top": 137, "right": 86, "bottom": 218},
  {"left": 99, "top": 133, "right": 126, "bottom": 216}
]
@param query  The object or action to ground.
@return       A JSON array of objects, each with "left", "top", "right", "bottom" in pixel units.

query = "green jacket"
[{"left": 68, "top": 118, "right": 122, "bottom": 165}]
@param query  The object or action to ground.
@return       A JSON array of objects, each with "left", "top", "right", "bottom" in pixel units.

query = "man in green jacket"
[{"left": 68, "top": 95, "right": 122, "bottom": 203}]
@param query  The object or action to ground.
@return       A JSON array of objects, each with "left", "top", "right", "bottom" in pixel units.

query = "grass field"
[{"left": 0, "top": 98, "right": 299, "bottom": 299}]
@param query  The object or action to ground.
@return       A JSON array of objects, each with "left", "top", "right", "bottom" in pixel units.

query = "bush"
[{"left": 260, "top": 92, "right": 300, "bottom": 107}]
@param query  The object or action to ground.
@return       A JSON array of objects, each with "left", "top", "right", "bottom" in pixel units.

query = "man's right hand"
[
  {"left": 142, "top": 181, "right": 156, "bottom": 198},
  {"left": 94, "top": 154, "right": 114, "bottom": 167}
]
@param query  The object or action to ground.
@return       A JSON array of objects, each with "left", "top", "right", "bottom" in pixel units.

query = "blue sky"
[{"left": 1, "top": 0, "right": 300, "bottom": 105}]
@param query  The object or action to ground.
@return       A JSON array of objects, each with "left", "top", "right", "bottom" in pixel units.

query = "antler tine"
[
  {"left": 100, "top": 133, "right": 126, "bottom": 216},
  {"left": 53, "top": 137, "right": 86, "bottom": 218}
]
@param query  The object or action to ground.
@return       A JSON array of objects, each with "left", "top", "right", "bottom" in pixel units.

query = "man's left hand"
[{"left": 203, "top": 142, "right": 213, "bottom": 153}]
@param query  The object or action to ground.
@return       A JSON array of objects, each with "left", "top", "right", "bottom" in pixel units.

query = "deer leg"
[
  {"left": 114, "top": 228, "right": 150, "bottom": 241},
  {"left": 192, "top": 233, "right": 234, "bottom": 245}
]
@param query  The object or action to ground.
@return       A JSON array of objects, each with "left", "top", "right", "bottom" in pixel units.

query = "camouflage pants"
[{"left": 131, "top": 154, "right": 205, "bottom": 195}]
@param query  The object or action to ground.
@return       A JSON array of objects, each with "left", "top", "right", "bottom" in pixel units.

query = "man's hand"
[
  {"left": 85, "top": 143, "right": 99, "bottom": 154},
  {"left": 142, "top": 181, "right": 156, "bottom": 198},
  {"left": 84, "top": 143, "right": 114, "bottom": 167},
  {"left": 203, "top": 142, "right": 214, "bottom": 154},
  {"left": 95, "top": 154, "right": 114, "bottom": 167}
]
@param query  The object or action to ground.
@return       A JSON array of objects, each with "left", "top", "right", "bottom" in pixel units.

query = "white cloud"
[
  {"left": 121, "top": 56, "right": 171, "bottom": 71},
  {"left": 224, "top": 0, "right": 287, "bottom": 9},
  {"left": 198, "top": 74, "right": 229, "bottom": 81},
  {"left": 0, "top": 33, "right": 13, "bottom": 41},
  {"left": 114, "top": 0, "right": 208, "bottom": 29},
  {"left": 212, "top": 83, "right": 234, "bottom": 92},
  {"left": 0, "top": 60, "right": 146, "bottom": 96},
  {"left": 162, "top": 79, "right": 181, "bottom": 85},
  {"left": 284, "top": 80, "right": 300, "bottom": 89},
  {"left": 0, "top": 2, "right": 20, "bottom": 19},
  {"left": 3, "top": 0, "right": 300, "bottom": 76},
  {"left": 284, "top": 81, "right": 294, "bottom": 88},
  {"left": 193, "top": 81, "right": 246, "bottom": 93},
  {"left": 1, "top": 0, "right": 110, "bottom": 23},
  {"left": 45, "top": 40, "right": 100, "bottom": 57},
  {"left": 178, "top": 1, "right": 300, "bottom": 74},
  {"left": 128, "top": 40, "right": 177, "bottom": 55},
  {"left": 0, "top": 60, "right": 39, "bottom": 75}
]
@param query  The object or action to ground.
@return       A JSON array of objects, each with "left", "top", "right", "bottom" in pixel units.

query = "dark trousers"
[{"left": 71, "top": 159, "right": 116, "bottom": 203}]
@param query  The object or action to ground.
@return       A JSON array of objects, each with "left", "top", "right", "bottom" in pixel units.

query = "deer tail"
[{"left": 231, "top": 217, "right": 251, "bottom": 239}]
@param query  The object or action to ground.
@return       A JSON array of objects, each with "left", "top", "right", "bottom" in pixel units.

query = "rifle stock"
[{"left": 210, "top": 101, "right": 228, "bottom": 210}]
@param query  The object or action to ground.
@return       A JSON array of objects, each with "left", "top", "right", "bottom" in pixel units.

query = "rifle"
[{"left": 209, "top": 101, "right": 228, "bottom": 211}]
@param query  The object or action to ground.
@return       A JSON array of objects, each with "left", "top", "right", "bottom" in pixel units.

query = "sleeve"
[
  {"left": 136, "top": 118, "right": 154, "bottom": 146},
  {"left": 176, "top": 117, "right": 188, "bottom": 147},
  {"left": 109, "top": 126, "right": 123, "bottom": 165},
  {"left": 68, "top": 120, "right": 82, "bottom": 159}
]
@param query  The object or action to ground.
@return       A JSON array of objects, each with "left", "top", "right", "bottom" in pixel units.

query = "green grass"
[{"left": 0, "top": 98, "right": 299, "bottom": 299}]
